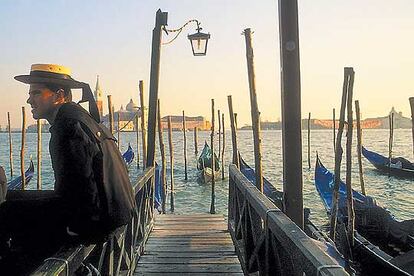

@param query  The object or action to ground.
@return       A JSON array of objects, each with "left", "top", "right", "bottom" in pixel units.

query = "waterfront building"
[{"left": 160, "top": 115, "right": 211, "bottom": 131}]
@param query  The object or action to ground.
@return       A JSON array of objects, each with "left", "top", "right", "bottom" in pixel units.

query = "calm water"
[{"left": 0, "top": 129, "right": 413, "bottom": 228}]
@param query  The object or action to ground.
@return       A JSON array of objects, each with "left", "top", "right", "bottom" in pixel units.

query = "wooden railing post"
[
  {"left": 410, "top": 97, "right": 414, "bottom": 159},
  {"left": 218, "top": 109, "right": 221, "bottom": 159},
  {"left": 135, "top": 114, "right": 140, "bottom": 169},
  {"left": 333, "top": 108, "right": 336, "bottom": 156}
]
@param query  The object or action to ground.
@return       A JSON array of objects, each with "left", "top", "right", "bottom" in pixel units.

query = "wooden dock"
[{"left": 134, "top": 214, "right": 243, "bottom": 275}]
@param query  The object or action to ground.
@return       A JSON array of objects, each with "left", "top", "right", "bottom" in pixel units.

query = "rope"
[
  {"left": 162, "top": 19, "right": 200, "bottom": 45},
  {"left": 113, "top": 112, "right": 139, "bottom": 135}
]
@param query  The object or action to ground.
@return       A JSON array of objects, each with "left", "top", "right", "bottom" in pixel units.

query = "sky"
[{"left": 1, "top": 0, "right": 413, "bottom": 128}]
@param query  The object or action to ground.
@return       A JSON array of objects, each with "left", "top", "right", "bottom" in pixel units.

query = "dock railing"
[
  {"left": 228, "top": 164, "right": 348, "bottom": 276},
  {"left": 31, "top": 166, "right": 155, "bottom": 276}
]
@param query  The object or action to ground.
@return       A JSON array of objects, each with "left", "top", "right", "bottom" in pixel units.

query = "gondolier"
[{"left": 0, "top": 64, "right": 135, "bottom": 274}]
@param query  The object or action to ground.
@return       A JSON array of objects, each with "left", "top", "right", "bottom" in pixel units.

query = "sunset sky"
[{"left": 1, "top": 0, "right": 413, "bottom": 128}]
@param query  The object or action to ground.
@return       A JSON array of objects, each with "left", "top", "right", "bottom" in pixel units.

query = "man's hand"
[{"left": 0, "top": 166, "right": 7, "bottom": 204}]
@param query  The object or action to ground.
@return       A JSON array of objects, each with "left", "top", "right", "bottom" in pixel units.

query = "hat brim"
[{"left": 14, "top": 75, "right": 84, "bottom": 89}]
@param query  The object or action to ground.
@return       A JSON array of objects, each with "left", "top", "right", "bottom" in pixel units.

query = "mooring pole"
[
  {"left": 146, "top": 9, "right": 168, "bottom": 169},
  {"left": 227, "top": 95, "right": 239, "bottom": 168},
  {"left": 234, "top": 113, "right": 238, "bottom": 130},
  {"left": 221, "top": 113, "right": 225, "bottom": 180},
  {"left": 243, "top": 28, "right": 263, "bottom": 193},
  {"left": 167, "top": 116, "right": 174, "bottom": 212},
  {"left": 330, "top": 68, "right": 352, "bottom": 240},
  {"left": 218, "top": 109, "right": 221, "bottom": 159},
  {"left": 355, "top": 100, "right": 366, "bottom": 195},
  {"left": 21, "top": 107, "right": 26, "bottom": 190},
  {"left": 388, "top": 112, "right": 394, "bottom": 173},
  {"left": 117, "top": 112, "right": 121, "bottom": 149},
  {"left": 210, "top": 99, "right": 216, "bottom": 214},
  {"left": 139, "top": 80, "right": 148, "bottom": 168},
  {"left": 194, "top": 127, "right": 198, "bottom": 155},
  {"left": 345, "top": 69, "right": 355, "bottom": 246},
  {"left": 7, "top": 112, "right": 13, "bottom": 178},
  {"left": 333, "top": 108, "right": 336, "bottom": 156},
  {"left": 37, "top": 119, "right": 42, "bottom": 190},
  {"left": 182, "top": 110, "right": 188, "bottom": 181},
  {"left": 308, "top": 112, "right": 311, "bottom": 169},
  {"left": 157, "top": 100, "right": 167, "bottom": 214},
  {"left": 278, "top": 0, "right": 303, "bottom": 228},
  {"left": 410, "top": 97, "right": 414, "bottom": 159},
  {"left": 135, "top": 114, "right": 140, "bottom": 169},
  {"left": 107, "top": 95, "right": 114, "bottom": 134}
]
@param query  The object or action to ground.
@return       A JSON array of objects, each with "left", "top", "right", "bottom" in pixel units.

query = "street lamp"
[
  {"left": 146, "top": 9, "right": 210, "bottom": 169},
  {"left": 187, "top": 21, "right": 210, "bottom": 56}
]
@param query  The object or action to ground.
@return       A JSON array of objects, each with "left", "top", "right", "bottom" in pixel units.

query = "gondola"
[
  {"left": 239, "top": 155, "right": 346, "bottom": 269},
  {"left": 154, "top": 163, "right": 164, "bottom": 212},
  {"left": 362, "top": 146, "right": 414, "bottom": 178},
  {"left": 122, "top": 143, "right": 135, "bottom": 167},
  {"left": 7, "top": 159, "right": 35, "bottom": 190},
  {"left": 315, "top": 155, "right": 414, "bottom": 275},
  {"left": 239, "top": 156, "right": 283, "bottom": 206},
  {"left": 197, "top": 142, "right": 220, "bottom": 182}
]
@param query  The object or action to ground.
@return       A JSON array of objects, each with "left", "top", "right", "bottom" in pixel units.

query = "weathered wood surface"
[{"left": 135, "top": 214, "right": 243, "bottom": 275}]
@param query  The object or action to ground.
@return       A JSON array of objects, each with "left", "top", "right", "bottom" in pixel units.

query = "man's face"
[{"left": 26, "top": 84, "right": 59, "bottom": 120}]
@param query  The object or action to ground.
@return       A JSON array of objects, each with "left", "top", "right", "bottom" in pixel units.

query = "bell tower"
[{"left": 94, "top": 75, "right": 103, "bottom": 117}]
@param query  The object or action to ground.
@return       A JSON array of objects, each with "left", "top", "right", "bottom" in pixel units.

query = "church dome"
[{"left": 126, "top": 99, "right": 139, "bottom": 112}]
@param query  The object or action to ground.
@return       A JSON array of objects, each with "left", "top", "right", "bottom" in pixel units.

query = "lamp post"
[{"left": 146, "top": 9, "right": 210, "bottom": 169}]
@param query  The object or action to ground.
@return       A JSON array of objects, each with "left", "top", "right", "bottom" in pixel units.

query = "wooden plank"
[
  {"left": 136, "top": 263, "right": 243, "bottom": 273},
  {"left": 135, "top": 273, "right": 244, "bottom": 276},
  {"left": 136, "top": 213, "right": 242, "bottom": 275},
  {"left": 138, "top": 256, "right": 240, "bottom": 264}
]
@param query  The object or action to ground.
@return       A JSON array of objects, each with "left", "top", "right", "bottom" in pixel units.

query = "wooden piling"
[
  {"left": 182, "top": 110, "right": 188, "bottom": 181},
  {"left": 234, "top": 113, "right": 238, "bottom": 130},
  {"left": 167, "top": 116, "right": 174, "bottom": 212},
  {"left": 330, "top": 68, "right": 352, "bottom": 240},
  {"left": 7, "top": 112, "right": 13, "bottom": 178},
  {"left": 135, "top": 115, "right": 140, "bottom": 169},
  {"left": 139, "top": 81, "right": 147, "bottom": 168},
  {"left": 410, "top": 97, "right": 414, "bottom": 159},
  {"left": 355, "top": 100, "right": 366, "bottom": 195},
  {"left": 227, "top": 96, "right": 239, "bottom": 168},
  {"left": 107, "top": 95, "right": 114, "bottom": 134},
  {"left": 210, "top": 99, "right": 216, "bottom": 214},
  {"left": 37, "top": 119, "right": 42, "bottom": 190},
  {"left": 117, "top": 112, "right": 121, "bottom": 149},
  {"left": 345, "top": 69, "right": 355, "bottom": 246},
  {"left": 308, "top": 112, "right": 311, "bottom": 169},
  {"left": 333, "top": 108, "right": 336, "bottom": 155},
  {"left": 243, "top": 28, "right": 263, "bottom": 193},
  {"left": 194, "top": 127, "right": 198, "bottom": 155},
  {"left": 388, "top": 112, "right": 394, "bottom": 172},
  {"left": 278, "top": 0, "right": 304, "bottom": 228},
  {"left": 221, "top": 113, "right": 225, "bottom": 180},
  {"left": 21, "top": 107, "right": 26, "bottom": 190},
  {"left": 157, "top": 100, "right": 167, "bottom": 214},
  {"left": 218, "top": 109, "right": 221, "bottom": 159}
]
